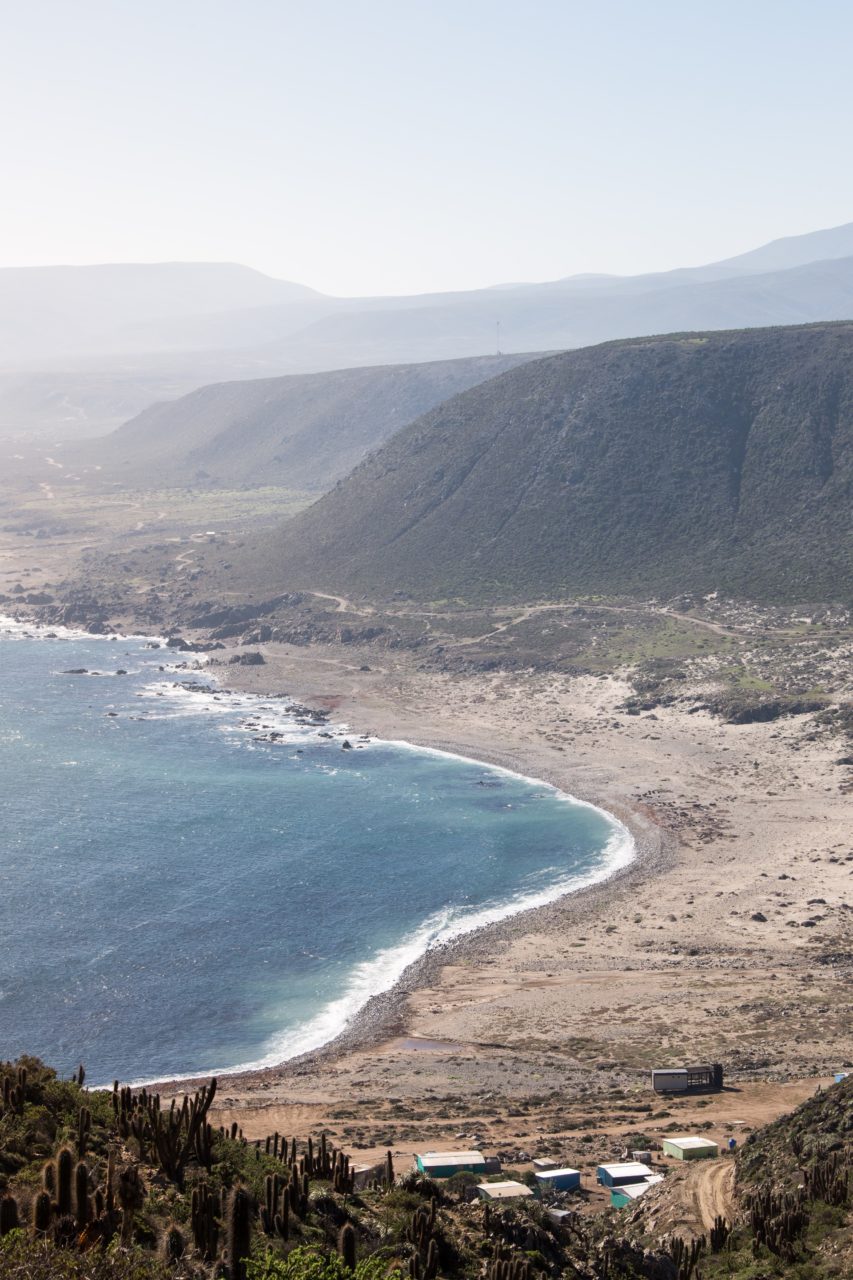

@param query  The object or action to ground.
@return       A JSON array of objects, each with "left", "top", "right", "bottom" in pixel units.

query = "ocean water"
[{"left": 0, "top": 619, "right": 632, "bottom": 1084}]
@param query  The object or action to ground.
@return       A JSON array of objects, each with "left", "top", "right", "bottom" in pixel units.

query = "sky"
[{"left": 2, "top": 0, "right": 853, "bottom": 296}]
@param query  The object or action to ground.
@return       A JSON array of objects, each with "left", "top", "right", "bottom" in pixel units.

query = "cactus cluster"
[
  {"left": 708, "top": 1213, "right": 731, "bottom": 1252},
  {"left": 487, "top": 1240, "right": 530, "bottom": 1280},
  {"left": 0, "top": 1064, "right": 28, "bottom": 1115},
  {"left": 803, "top": 1149, "right": 849, "bottom": 1206},
  {"left": 746, "top": 1184, "right": 810, "bottom": 1261},
  {"left": 3, "top": 1144, "right": 121, "bottom": 1250},
  {"left": 668, "top": 1234, "right": 705, "bottom": 1279},
  {"left": 112, "top": 1076, "right": 217, "bottom": 1187},
  {"left": 190, "top": 1181, "right": 223, "bottom": 1260},
  {"left": 407, "top": 1197, "right": 440, "bottom": 1279},
  {"left": 259, "top": 1172, "right": 291, "bottom": 1240}
]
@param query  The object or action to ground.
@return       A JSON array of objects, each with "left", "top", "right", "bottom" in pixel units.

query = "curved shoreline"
[
  {"left": 143, "top": 719, "right": 669, "bottom": 1093},
  {"left": 1, "top": 611, "right": 653, "bottom": 1091}
]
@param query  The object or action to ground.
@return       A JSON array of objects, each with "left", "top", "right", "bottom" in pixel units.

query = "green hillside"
[{"left": 241, "top": 323, "right": 853, "bottom": 604}]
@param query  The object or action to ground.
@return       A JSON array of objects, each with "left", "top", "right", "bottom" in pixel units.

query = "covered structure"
[
  {"left": 651, "top": 1064, "right": 723, "bottom": 1093},
  {"left": 596, "top": 1161, "right": 654, "bottom": 1188},
  {"left": 415, "top": 1150, "right": 487, "bottom": 1178},
  {"left": 662, "top": 1136, "right": 719, "bottom": 1161},
  {"left": 535, "top": 1167, "right": 581, "bottom": 1193},
  {"left": 476, "top": 1181, "right": 534, "bottom": 1201},
  {"left": 610, "top": 1174, "right": 664, "bottom": 1208}
]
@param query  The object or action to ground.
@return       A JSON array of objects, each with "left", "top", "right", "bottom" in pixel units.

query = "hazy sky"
[{"left": 2, "top": 0, "right": 853, "bottom": 296}]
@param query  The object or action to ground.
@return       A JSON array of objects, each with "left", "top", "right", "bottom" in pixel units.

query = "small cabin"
[
  {"left": 535, "top": 1167, "right": 581, "bottom": 1193},
  {"left": 610, "top": 1174, "right": 664, "bottom": 1208},
  {"left": 476, "top": 1181, "right": 534, "bottom": 1201},
  {"left": 652, "top": 1063, "right": 723, "bottom": 1093},
  {"left": 596, "top": 1161, "right": 654, "bottom": 1188},
  {"left": 662, "top": 1136, "right": 720, "bottom": 1161},
  {"left": 415, "top": 1150, "right": 487, "bottom": 1178}
]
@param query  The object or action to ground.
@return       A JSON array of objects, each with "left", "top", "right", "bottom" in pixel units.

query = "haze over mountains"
[
  {"left": 237, "top": 324, "right": 853, "bottom": 605},
  {"left": 5, "top": 220, "right": 853, "bottom": 440},
  {"left": 77, "top": 355, "right": 534, "bottom": 492}
]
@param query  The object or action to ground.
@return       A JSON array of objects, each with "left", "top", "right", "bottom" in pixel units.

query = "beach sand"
[{"left": 171, "top": 638, "right": 851, "bottom": 1182}]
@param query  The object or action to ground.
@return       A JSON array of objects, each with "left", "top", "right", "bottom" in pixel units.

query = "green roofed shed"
[
  {"left": 415, "top": 1151, "right": 487, "bottom": 1178},
  {"left": 662, "top": 1137, "right": 719, "bottom": 1161}
]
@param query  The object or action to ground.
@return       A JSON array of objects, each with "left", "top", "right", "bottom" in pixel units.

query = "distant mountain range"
[
  {"left": 235, "top": 323, "right": 853, "bottom": 604},
  {"left": 4, "top": 221, "right": 853, "bottom": 439},
  {"left": 73, "top": 354, "right": 536, "bottom": 491}
]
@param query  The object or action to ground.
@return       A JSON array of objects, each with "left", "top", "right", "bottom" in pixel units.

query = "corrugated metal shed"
[
  {"left": 535, "top": 1167, "right": 581, "bottom": 1192},
  {"left": 610, "top": 1175, "right": 664, "bottom": 1207},
  {"left": 596, "top": 1162, "right": 654, "bottom": 1187},
  {"left": 662, "top": 1136, "right": 719, "bottom": 1161},
  {"left": 476, "top": 1181, "right": 534, "bottom": 1201},
  {"left": 416, "top": 1150, "right": 487, "bottom": 1177}
]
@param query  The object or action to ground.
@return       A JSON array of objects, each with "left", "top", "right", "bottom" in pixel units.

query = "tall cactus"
[
  {"left": 77, "top": 1106, "right": 91, "bottom": 1158},
  {"left": 0, "top": 1195, "right": 19, "bottom": 1236},
  {"left": 164, "top": 1223, "right": 185, "bottom": 1261},
  {"left": 75, "top": 1160, "right": 90, "bottom": 1229},
  {"left": 227, "top": 1186, "right": 252, "bottom": 1280},
  {"left": 339, "top": 1222, "right": 357, "bottom": 1270},
  {"left": 32, "top": 1191, "right": 52, "bottom": 1236},
  {"left": 56, "top": 1147, "right": 74, "bottom": 1216},
  {"left": 117, "top": 1164, "right": 145, "bottom": 1244}
]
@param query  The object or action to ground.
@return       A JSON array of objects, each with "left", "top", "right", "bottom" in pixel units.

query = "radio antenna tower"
[{"left": 496, "top": 319, "right": 502, "bottom": 355}]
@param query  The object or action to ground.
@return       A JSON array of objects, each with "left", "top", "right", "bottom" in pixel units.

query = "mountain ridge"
[
  {"left": 70, "top": 353, "right": 540, "bottom": 491},
  {"left": 235, "top": 322, "right": 853, "bottom": 605}
]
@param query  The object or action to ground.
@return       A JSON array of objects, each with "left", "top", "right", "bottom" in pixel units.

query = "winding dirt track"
[{"left": 690, "top": 1159, "right": 737, "bottom": 1230}]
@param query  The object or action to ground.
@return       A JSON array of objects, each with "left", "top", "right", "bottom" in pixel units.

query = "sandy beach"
[{"left": 169, "top": 635, "right": 851, "bottom": 1191}]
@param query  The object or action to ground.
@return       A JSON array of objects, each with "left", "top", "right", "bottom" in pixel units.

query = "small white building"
[
  {"left": 477, "top": 1181, "right": 534, "bottom": 1201},
  {"left": 597, "top": 1161, "right": 654, "bottom": 1188}
]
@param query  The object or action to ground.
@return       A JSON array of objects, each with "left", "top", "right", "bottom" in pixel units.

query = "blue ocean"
[{"left": 0, "top": 619, "right": 631, "bottom": 1084}]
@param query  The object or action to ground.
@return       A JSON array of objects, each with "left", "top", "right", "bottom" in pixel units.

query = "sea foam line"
[{"left": 211, "top": 820, "right": 634, "bottom": 1078}]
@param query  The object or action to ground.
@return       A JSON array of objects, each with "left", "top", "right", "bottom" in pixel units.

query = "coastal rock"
[{"left": 229, "top": 651, "right": 265, "bottom": 666}]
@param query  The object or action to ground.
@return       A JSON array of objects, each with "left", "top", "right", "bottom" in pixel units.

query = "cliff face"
[{"left": 241, "top": 324, "right": 853, "bottom": 604}]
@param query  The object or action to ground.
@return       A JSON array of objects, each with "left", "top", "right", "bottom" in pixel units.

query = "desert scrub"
[
  {"left": 0, "top": 1231, "right": 177, "bottom": 1278},
  {"left": 247, "top": 1246, "right": 404, "bottom": 1280}
]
